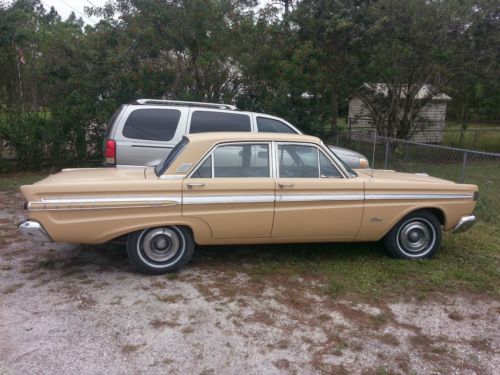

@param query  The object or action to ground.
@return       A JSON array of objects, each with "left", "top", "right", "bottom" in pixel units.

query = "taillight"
[{"left": 105, "top": 139, "right": 116, "bottom": 165}]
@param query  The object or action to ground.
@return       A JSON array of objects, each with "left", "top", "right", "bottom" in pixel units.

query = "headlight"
[{"left": 359, "top": 158, "right": 369, "bottom": 168}]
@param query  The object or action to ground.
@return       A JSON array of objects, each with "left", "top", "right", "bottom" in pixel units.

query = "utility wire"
[
  {"left": 85, "top": 0, "right": 98, "bottom": 8},
  {"left": 55, "top": 0, "right": 96, "bottom": 23}
]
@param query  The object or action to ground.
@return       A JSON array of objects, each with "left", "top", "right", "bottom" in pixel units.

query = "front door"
[
  {"left": 272, "top": 143, "right": 364, "bottom": 239},
  {"left": 182, "top": 142, "right": 275, "bottom": 239}
]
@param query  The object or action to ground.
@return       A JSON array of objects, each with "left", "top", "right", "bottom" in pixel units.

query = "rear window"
[
  {"left": 189, "top": 111, "right": 251, "bottom": 133},
  {"left": 257, "top": 117, "right": 297, "bottom": 134},
  {"left": 123, "top": 108, "right": 181, "bottom": 141}
]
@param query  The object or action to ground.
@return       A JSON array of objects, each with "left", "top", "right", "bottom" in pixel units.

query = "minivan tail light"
[{"left": 105, "top": 139, "right": 116, "bottom": 165}]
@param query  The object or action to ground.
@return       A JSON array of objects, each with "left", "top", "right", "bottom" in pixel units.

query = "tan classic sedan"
[{"left": 19, "top": 133, "right": 478, "bottom": 274}]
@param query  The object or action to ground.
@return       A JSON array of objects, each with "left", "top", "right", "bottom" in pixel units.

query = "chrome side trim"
[
  {"left": 27, "top": 192, "right": 474, "bottom": 212},
  {"left": 276, "top": 194, "right": 364, "bottom": 202},
  {"left": 452, "top": 215, "right": 476, "bottom": 233},
  {"left": 40, "top": 196, "right": 181, "bottom": 204},
  {"left": 28, "top": 196, "right": 181, "bottom": 211},
  {"left": 18, "top": 220, "right": 52, "bottom": 243},
  {"left": 365, "top": 193, "right": 474, "bottom": 200},
  {"left": 183, "top": 195, "right": 275, "bottom": 205}
]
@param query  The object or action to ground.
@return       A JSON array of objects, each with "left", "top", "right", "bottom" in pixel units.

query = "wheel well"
[
  {"left": 414, "top": 208, "right": 445, "bottom": 226},
  {"left": 176, "top": 225, "right": 197, "bottom": 243}
]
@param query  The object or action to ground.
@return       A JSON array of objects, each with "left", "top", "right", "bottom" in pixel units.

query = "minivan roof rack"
[{"left": 135, "top": 99, "right": 238, "bottom": 111}]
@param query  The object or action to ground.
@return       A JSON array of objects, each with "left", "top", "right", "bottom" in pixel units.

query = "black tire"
[
  {"left": 383, "top": 210, "right": 442, "bottom": 259},
  {"left": 126, "top": 226, "right": 195, "bottom": 275}
]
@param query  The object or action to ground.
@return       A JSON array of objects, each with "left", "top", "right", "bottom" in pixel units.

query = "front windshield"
[{"left": 154, "top": 137, "right": 189, "bottom": 177}]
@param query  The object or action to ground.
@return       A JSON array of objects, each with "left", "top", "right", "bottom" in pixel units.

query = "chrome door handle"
[
  {"left": 279, "top": 183, "right": 295, "bottom": 188},
  {"left": 187, "top": 183, "right": 205, "bottom": 189}
]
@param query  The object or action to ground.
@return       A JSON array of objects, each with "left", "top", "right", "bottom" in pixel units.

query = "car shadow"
[
  {"left": 190, "top": 241, "right": 388, "bottom": 269},
  {"left": 30, "top": 241, "right": 387, "bottom": 276}
]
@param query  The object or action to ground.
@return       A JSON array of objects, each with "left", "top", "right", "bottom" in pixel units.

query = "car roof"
[
  {"left": 126, "top": 103, "right": 298, "bottom": 126},
  {"left": 184, "top": 132, "right": 321, "bottom": 144}
]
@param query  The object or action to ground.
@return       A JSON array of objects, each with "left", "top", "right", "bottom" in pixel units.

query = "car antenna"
[{"left": 370, "top": 129, "right": 377, "bottom": 180}]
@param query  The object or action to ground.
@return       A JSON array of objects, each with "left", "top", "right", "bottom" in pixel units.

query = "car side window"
[
  {"left": 122, "top": 108, "right": 181, "bottom": 141},
  {"left": 278, "top": 145, "right": 319, "bottom": 178},
  {"left": 278, "top": 144, "right": 343, "bottom": 178},
  {"left": 319, "top": 152, "right": 343, "bottom": 178},
  {"left": 189, "top": 111, "right": 251, "bottom": 133},
  {"left": 192, "top": 143, "right": 270, "bottom": 178},
  {"left": 256, "top": 117, "right": 297, "bottom": 134}
]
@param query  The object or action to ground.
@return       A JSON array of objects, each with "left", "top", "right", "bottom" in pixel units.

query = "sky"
[{"left": 39, "top": 0, "right": 109, "bottom": 24}]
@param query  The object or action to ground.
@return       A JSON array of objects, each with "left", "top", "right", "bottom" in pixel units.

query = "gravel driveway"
[{"left": 1, "top": 191, "right": 499, "bottom": 374}]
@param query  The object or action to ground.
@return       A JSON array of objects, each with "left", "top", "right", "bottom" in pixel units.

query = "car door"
[
  {"left": 272, "top": 143, "right": 364, "bottom": 239},
  {"left": 182, "top": 142, "right": 275, "bottom": 239}
]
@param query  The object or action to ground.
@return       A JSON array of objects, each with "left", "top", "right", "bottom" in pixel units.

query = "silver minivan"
[{"left": 104, "top": 99, "right": 369, "bottom": 168}]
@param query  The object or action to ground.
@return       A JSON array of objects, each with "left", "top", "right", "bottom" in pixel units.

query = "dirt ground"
[{"left": 1, "top": 190, "right": 499, "bottom": 375}]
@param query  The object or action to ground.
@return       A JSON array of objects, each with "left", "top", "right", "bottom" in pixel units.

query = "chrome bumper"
[
  {"left": 18, "top": 220, "right": 52, "bottom": 243},
  {"left": 452, "top": 215, "right": 477, "bottom": 234}
]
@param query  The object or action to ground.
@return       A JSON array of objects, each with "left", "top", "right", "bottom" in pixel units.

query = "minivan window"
[
  {"left": 123, "top": 108, "right": 181, "bottom": 141},
  {"left": 257, "top": 117, "right": 297, "bottom": 134},
  {"left": 189, "top": 111, "right": 251, "bottom": 133}
]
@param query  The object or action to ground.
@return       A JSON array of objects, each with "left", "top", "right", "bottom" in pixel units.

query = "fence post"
[
  {"left": 460, "top": 152, "right": 468, "bottom": 183},
  {"left": 384, "top": 138, "right": 390, "bottom": 169}
]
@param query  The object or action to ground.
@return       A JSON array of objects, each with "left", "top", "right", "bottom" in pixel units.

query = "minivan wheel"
[
  {"left": 127, "top": 226, "right": 194, "bottom": 274},
  {"left": 383, "top": 211, "right": 442, "bottom": 259}
]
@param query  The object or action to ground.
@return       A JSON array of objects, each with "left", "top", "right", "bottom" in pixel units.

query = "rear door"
[
  {"left": 114, "top": 106, "right": 189, "bottom": 166},
  {"left": 182, "top": 142, "right": 275, "bottom": 239}
]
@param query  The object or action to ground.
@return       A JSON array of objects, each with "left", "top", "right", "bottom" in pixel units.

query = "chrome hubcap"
[
  {"left": 399, "top": 222, "right": 431, "bottom": 253},
  {"left": 142, "top": 228, "right": 180, "bottom": 262}
]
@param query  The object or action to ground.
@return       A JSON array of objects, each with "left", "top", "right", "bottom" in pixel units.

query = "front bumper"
[
  {"left": 452, "top": 215, "right": 477, "bottom": 234},
  {"left": 18, "top": 220, "right": 52, "bottom": 243}
]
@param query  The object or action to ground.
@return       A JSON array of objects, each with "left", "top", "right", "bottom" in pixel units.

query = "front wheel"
[
  {"left": 384, "top": 211, "right": 442, "bottom": 259},
  {"left": 127, "top": 226, "right": 195, "bottom": 274}
]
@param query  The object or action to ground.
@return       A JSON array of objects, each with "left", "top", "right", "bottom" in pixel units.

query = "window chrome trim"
[
  {"left": 187, "top": 141, "right": 273, "bottom": 179},
  {"left": 274, "top": 142, "right": 347, "bottom": 179}
]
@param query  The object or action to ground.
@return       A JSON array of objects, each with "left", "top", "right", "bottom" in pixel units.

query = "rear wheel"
[
  {"left": 384, "top": 211, "right": 442, "bottom": 259},
  {"left": 127, "top": 226, "right": 194, "bottom": 274}
]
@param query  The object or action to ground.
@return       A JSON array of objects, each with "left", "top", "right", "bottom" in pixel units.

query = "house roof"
[{"left": 360, "top": 83, "right": 451, "bottom": 101}]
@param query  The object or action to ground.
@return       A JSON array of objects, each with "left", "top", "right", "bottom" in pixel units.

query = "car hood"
[
  {"left": 32, "top": 167, "right": 147, "bottom": 186},
  {"left": 328, "top": 145, "right": 365, "bottom": 158},
  {"left": 355, "top": 169, "right": 452, "bottom": 184}
]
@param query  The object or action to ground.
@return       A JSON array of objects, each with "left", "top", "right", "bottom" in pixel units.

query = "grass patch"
[
  {"left": 444, "top": 122, "right": 500, "bottom": 153},
  {"left": 197, "top": 220, "right": 499, "bottom": 300}
]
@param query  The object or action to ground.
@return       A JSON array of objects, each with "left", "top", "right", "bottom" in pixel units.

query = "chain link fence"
[{"left": 335, "top": 125, "right": 500, "bottom": 224}]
